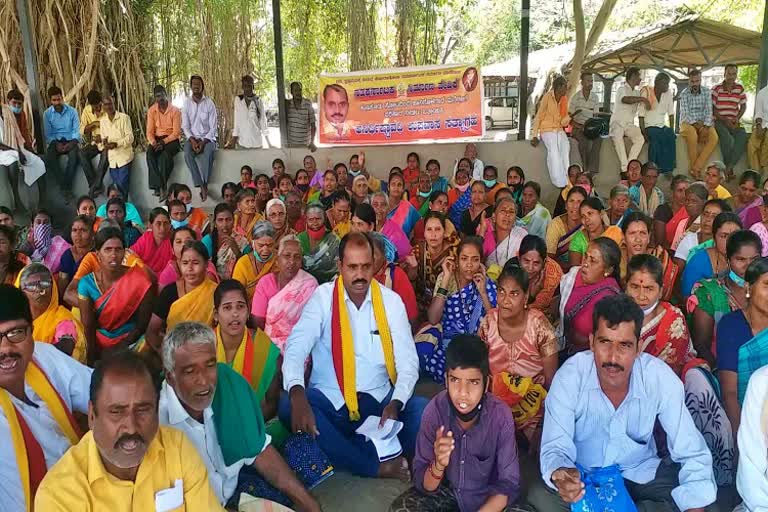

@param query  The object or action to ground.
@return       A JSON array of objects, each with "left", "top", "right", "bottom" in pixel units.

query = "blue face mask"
[
  {"left": 483, "top": 179, "right": 497, "bottom": 188},
  {"left": 729, "top": 270, "right": 746, "bottom": 288},
  {"left": 418, "top": 190, "right": 431, "bottom": 198},
  {"left": 171, "top": 218, "right": 189, "bottom": 229},
  {"left": 185, "top": 203, "right": 193, "bottom": 213},
  {"left": 10, "top": 105, "right": 22, "bottom": 115},
  {"left": 349, "top": 170, "right": 361, "bottom": 177}
]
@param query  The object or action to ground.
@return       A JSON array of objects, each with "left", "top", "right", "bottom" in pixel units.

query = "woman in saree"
[
  {"left": 568, "top": 197, "right": 623, "bottom": 267},
  {"left": 168, "top": 183, "right": 208, "bottom": 235},
  {"left": 0, "top": 224, "right": 29, "bottom": 285},
  {"left": 750, "top": 195, "right": 768, "bottom": 256},
  {"left": 296, "top": 203, "right": 340, "bottom": 284},
  {"left": 58, "top": 215, "right": 94, "bottom": 298},
  {"left": 266, "top": 198, "right": 295, "bottom": 243},
  {"left": 689, "top": 229, "right": 761, "bottom": 367},
  {"left": 78, "top": 227, "right": 154, "bottom": 365},
  {"left": 420, "top": 237, "right": 497, "bottom": 381},
  {"left": 670, "top": 182, "right": 708, "bottom": 251},
  {"left": 129, "top": 207, "right": 173, "bottom": 274},
  {"left": 654, "top": 174, "right": 690, "bottom": 249},
  {"left": 674, "top": 198, "right": 731, "bottom": 269},
  {"left": 447, "top": 161, "right": 471, "bottom": 215},
  {"left": 681, "top": 212, "right": 742, "bottom": 297},
  {"left": 482, "top": 196, "right": 528, "bottom": 273},
  {"left": 158, "top": 226, "right": 219, "bottom": 289},
  {"left": 202, "top": 203, "right": 250, "bottom": 279},
  {"left": 404, "top": 211, "right": 458, "bottom": 322},
  {"left": 517, "top": 235, "right": 562, "bottom": 321},
  {"left": 552, "top": 164, "right": 583, "bottom": 217},
  {"left": 480, "top": 263, "right": 557, "bottom": 450},
  {"left": 76, "top": 195, "right": 97, "bottom": 221},
  {"left": 252, "top": 235, "right": 318, "bottom": 351},
  {"left": 25, "top": 208, "right": 70, "bottom": 273},
  {"left": 309, "top": 169, "right": 338, "bottom": 209},
  {"left": 518, "top": 181, "right": 551, "bottom": 239},
  {"left": 604, "top": 184, "right": 631, "bottom": 227},
  {"left": 16, "top": 263, "right": 86, "bottom": 362},
  {"left": 459, "top": 180, "right": 492, "bottom": 237},
  {"left": 350, "top": 174, "right": 370, "bottom": 210},
  {"left": 734, "top": 170, "right": 762, "bottom": 228},
  {"left": 221, "top": 182, "right": 239, "bottom": 208},
  {"left": 147, "top": 240, "right": 219, "bottom": 351},
  {"left": 254, "top": 174, "right": 273, "bottom": 212},
  {"left": 371, "top": 192, "right": 411, "bottom": 261},
  {"left": 214, "top": 279, "right": 282, "bottom": 421},
  {"left": 621, "top": 211, "right": 678, "bottom": 301},
  {"left": 506, "top": 165, "right": 525, "bottom": 207},
  {"left": 350, "top": 203, "right": 399, "bottom": 263},
  {"left": 558, "top": 237, "right": 622, "bottom": 355},
  {"left": 546, "top": 185, "right": 586, "bottom": 270},
  {"left": 411, "top": 191, "right": 459, "bottom": 246},
  {"left": 233, "top": 220, "right": 277, "bottom": 305},
  {"left": 386, "top": 171, "right": 421, "bottom": 237},
  {"left": 295, "top": 168, "right": 313, "bottom": 203},
  {"left": 234, "top": 188, "right": 263, "bottom": 242},
  {"left": 717, "top": 257, "right": 768, "bottom": 447}
]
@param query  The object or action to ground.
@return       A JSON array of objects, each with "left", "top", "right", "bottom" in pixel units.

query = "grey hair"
[
  {"left": 371, "top": 191, "right": 388, "bottom": 203},
  {"left": 609, "top": 184, "right": 630, "bottom": 199},
  {"left": 252, "top": 219, "right": 276, "bottom": 239},
  {"left": 161, "top": 321, "right": 217, "bottom": 373},
  {"left": 707, "top": 161, "right": 726, "bottom": 179},
  {"left": 266, "top": 198, "right": 286, "bottom": 214},
  {"left": 278, "top": 234, "right": 302, "bottom": 255},
  {"left": 98, "top": 218, "right": 121, "bottom": 231},
  {"left": 305, "top": 202, "right": 326, "bottom": 218},
  {"left": 19, "top": 262, "right": 51, "bottom": 285}
]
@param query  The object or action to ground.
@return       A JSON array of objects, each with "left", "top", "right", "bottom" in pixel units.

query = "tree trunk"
[{"left": 568, "top": 0, "right": 619, "bottom": 95}]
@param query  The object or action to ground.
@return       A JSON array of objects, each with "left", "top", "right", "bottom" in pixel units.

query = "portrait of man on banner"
[{"left": 322, "top": 83, "right": 355, "bottom": 139}]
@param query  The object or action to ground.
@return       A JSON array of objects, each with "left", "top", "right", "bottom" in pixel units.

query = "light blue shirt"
[
  {"left": 43, "top": 104, "right": 80, "bottom": 145},
  {"left": 282, "top": 279, "right": 419, "bottom": 410},
  {"left": 96, "top": 201, "right": 144, "bottom": 228},
  {"left": 737, "top": 365, "right": 768, "bottom": 511},
  {"left": 540, "top": 351, "right": 717, "bottom": 511}
]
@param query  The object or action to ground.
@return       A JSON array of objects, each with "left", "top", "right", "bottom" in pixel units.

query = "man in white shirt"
[
  {"left": 570, "top": 71, "right": 603, "bottom": 174},
  {"left": 158, "top": 322, "right": 320, "bottom": 511},
  {"left": 280, "top": 232, "right": 426, "bottom": 479},
  {"left": 639, "top": 72, "right": 676, "bottom": 174},
  {"left": 0, "top": 284, "right": 92, "bottom": 511},
  {"left": 737, "top": 364, "right": 768, "bottom": 511},
  {"left": 610, "top": 67, "right": 649, "bottom": 175},
  {"left": 227, "top": 75, "right": 269, "bottom": 150},
  {"left": 182, "top": 74, "right": 218, "bottom": 202},
  {"left": 748, "top": 84, "right": 768, "bottom": 173},
  {"left": 452, "top": 143, "right": 484, "bottom": 181}
]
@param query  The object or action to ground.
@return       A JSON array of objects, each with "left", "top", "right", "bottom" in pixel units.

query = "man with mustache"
[
  {"left": 35, "top": 350, "right": 223, "bottom": 511},
  {"left": 0, "top": 285, "right": 92, "bottom": 511},
  {"left": 679, "top": 69, "right": 719, "bottom": 179},
  {"left": 157, "top": 321, "right": 321, "bottom": 511},
  {"left": 280, "top": 232, "right": 426, "bottom": 479},
  {"left": 528, "top": 294, "right": 718, "bottom": 512},
  {"left": 321, "top": 84, "right": 354, "bottom": 139}
]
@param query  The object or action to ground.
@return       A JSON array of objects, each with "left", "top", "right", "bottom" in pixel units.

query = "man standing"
[
  {"left": 570, "top": 71, "right": 603, "bottom": 175},
  {"left": 228, "top": 75, "right": 269, "bottom": 149},
  {"left": 43, "top": 86, "right": 81, "bottom": 202},
  {"left": 748, "top": 83, "right": 768, "bottom": 173},
  {"left": 712, "top": 64, "right": 748, "bottom": 179},
  {"left": 679, "top": 69, "right": 718, "bottom": 179},
  {"left": 280, "top": 232, "right": 426, "bottom": 479},
  {"left": 159, "top": 322, "right": 321, "bottom": 511},
  {"left": 79, "top": 90, "right": 107, "bottom": 195},
  {"left": 182, "top": 75, "right": 217, "bottom": 202},
  {"left": 35, "top": 350, "right": 224, "bottom": 511},
  {"left": 531, "top": 75, "right": 571, "bottom": 188},
  {"left": 286, "top": 81, "right": 317, "bottom": 151},
  {"left": 639, "top": 72, "right": 676, "bottom": 174},
  {"left": 610, "top": 67, "right": 648, "bottom": 175},
  {"left": 528, "top": 294, "right": 717, "bottom": 511},
  {"left": 146, "top": 84, "right": 182, "bottom": 200},
  {"left": 99, "top": 95, "right": 134, "bottom": 198},
  {"left": 0, "top": 285, "right": 92, "bottom": 511}
]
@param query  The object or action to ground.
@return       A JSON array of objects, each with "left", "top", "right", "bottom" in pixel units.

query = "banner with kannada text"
[{"left": 318, "top": 64, "right": 483, "bottom": 145}]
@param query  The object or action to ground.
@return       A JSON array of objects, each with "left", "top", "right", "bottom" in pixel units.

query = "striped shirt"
[
  {"left": 286, "top": 98, "right": 315, "bottom": 146},
  {"left": 711, "top": 82, "right": 746, "bottom": 120},
  {"left": 678, "top": 86, "right": 713, "bottom": 126}
]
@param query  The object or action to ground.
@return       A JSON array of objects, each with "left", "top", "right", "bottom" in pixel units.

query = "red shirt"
[
  {"left": 375, "top": 264, "right": 418, "bottom": 322},
  {"left": 711, "top": 82, "right": 746, "bottom": 120}
]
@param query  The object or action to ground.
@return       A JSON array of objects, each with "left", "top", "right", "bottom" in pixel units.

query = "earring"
[
  {"left": 524, "top": 304, "right": 528, "bottom": 310},
  {"left": 747, "top": 290, "right": 751, "bottom": 299},
  {"left": 603, "top": 272, "right": 609, "bottom": 277}
]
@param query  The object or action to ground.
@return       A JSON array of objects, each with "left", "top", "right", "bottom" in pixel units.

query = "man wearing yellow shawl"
[
  {"left": 16, "top": 264, "right": 86, "bottom": 363},
  {"left": 280, "top": 233, "right": 427, "bottom": 479},
  {"left": 0, "top": 285, "right": 92, "bottom": 512}
]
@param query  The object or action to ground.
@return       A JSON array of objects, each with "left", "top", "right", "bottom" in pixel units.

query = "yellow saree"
[
  {"left": 232, "top": 253, "right": 275, "bottom": 304},
  {"left": 167, "top": 279, "right": 218, "bottom": 329}
]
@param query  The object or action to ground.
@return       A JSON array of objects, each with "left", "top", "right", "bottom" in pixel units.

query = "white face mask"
[{"left": 641, "top": 300, "right": 660, "bottom": 316}]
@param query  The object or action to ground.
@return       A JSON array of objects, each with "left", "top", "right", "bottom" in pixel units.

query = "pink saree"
[{"left": 264, "top": 269, "right": 319, "bottom": 351}]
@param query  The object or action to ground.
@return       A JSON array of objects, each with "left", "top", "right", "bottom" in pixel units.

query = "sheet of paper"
[
  {"left": 355, "top": 416, "right": 404, "bottom": 462},
  {"left": 155, "top": 478, "right": 184, "bottom": 512},
  {"left": 20, "top": 149, "right": 45, "bottom": 186}
]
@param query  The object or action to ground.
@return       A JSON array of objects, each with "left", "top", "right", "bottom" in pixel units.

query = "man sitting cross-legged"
[
  {"left": 527, "top": 294, "right": 718, "bottom": 512},
  {"left": 0, "top": 284, "right": 92, "bottom": 511},
  {"left": 280, "top": 232, "right": 428, "bottom": 479}
]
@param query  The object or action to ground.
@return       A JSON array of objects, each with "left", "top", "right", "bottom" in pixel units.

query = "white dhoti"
[{"left": 541, "top": 130, "right": 569, "bottom": 188}]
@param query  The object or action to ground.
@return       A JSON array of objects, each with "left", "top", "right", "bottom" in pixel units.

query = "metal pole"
[
  {"left": 272, "top": 0, "right": 288, "bottom": 147},
  {"left": 16, "top": 0, "right": 44, "bottom": 152},
  {"left": 758, "top": 0, "right": 768, "bottom": 90},
  {"left": 601, "top": 77, "right": 613, "bottom": 113},
  {"left": 517, "top": 0, "right": 530, "bottom": 140}
]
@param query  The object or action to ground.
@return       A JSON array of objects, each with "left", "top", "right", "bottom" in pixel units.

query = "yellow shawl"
[
  {"left": 167, "top": 279, "right": 218, "bottom": 329},
  {"left": 232, "top": 253, "right": 275, "bottom": 304}
]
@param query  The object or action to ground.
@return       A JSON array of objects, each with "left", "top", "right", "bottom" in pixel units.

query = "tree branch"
[{"left": 65, "top": 0, "right": 99, "bottom": 103}]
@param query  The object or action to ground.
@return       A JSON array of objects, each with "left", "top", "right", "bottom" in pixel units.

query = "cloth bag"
[{"left": 571, "top": 464, "right": 637, "bottom": 512}]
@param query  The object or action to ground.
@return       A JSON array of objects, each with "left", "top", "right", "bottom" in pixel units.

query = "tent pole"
[
  {"left": 601, "top": 77, "right": 613, "bottom": 114},
  {"left": 517, "top": 0, "right": 530, "bottom": 140},
  {"left": 759, "top": 0, "right": 768, "bottom": 89}
]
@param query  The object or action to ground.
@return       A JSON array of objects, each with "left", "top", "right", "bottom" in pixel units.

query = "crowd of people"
[{"left": 0, "top": 65, "right": 768, "bottom": 512}]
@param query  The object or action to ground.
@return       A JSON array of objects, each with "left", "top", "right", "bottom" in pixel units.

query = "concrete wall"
[{"left": 2, "top": 136, "right": 748, "bottom": 226}]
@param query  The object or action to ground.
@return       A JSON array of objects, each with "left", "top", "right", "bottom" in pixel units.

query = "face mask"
[
  {"left": 171, "top": 218, "right": 189, "bottom": 229},
  {"left": 449, "top": 390, "right": 485, "bottom": 423},
  {"left": 10, "top": 105, "right": 22, "bottom": 115},
  {"left": 185, "top": 203, "right": 193, "bottom": 213},
  {"left": 483, "top": 179, "right": 497, "bottom": 188},
  {"left": 307, "top": 226, "right": 326, "bottom": 241},
  {"left": 580, "top": 185, "right": 593, "bottom": 195},
  {"left": 455, "top": 182, "right": 470, "bottom": 193},
  {"left": 349, "top": 170, "right": 361, "bottom": 177},
  {"left": 297, "top": 184, "right": 310, "bottom": 193},
  {"left": 641, "top": 300, "right": 660, "bottom": 316},
  {"left": 729, "top": 270, "right": 746, "bottom": 288},
  {"left": 418, "top": 190, "right": 431, "bottom": 198},
  {"left": 254, "top": 251, "right": 273, "bottom": 263}
]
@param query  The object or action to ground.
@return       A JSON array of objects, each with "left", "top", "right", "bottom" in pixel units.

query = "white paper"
[
  {"left": 155, "top": 478, "right": 184, "bottom": 512},
  {"left": 20, "top": 149, "right": 45, "bottom": 186},
  {"left": 355, "top": 416, "right": 404, "bottom": 462}
]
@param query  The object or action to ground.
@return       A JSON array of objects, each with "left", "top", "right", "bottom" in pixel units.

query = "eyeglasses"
[
  {"left": 0, "top": 326, "right": 29, "bottom": 344},
  {"left": 22, "top": 280, "right": 52, "bottom": 293}
]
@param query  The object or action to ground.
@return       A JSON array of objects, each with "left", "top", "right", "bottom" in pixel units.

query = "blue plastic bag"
[{"left": 570, "top": 464, "right": 637, "bottom": 512}]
